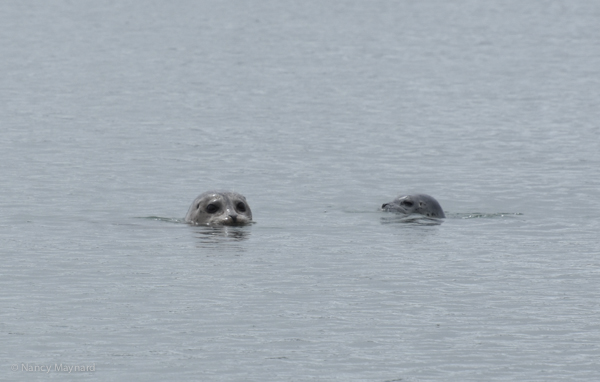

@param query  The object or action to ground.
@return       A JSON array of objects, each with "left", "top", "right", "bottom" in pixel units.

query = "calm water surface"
[{"left": 1, "top": 1, "right": 599, "bottom": 381}]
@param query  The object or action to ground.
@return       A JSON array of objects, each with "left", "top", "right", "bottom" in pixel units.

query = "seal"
[
  {"left": 185, "top": 191, "right": 253, "bottom": 226},
  {"left": 381, "top": 194, "right": 445, "bottom": 218}
]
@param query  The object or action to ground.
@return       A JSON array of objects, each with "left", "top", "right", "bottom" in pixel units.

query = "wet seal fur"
[
  {"left": 381, "top": 194, "right": 445, "bottom": 218},
  {"left": 185, "top": 191, "right": 252, "bottom": 226}
]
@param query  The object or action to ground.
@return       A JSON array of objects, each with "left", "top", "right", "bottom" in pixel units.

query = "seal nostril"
[
  {"left": 230, "top": 215, "right": 237, "bottom": 222},
  {"left": 382, "top": 204, "right": 388, "bottom": 209}
]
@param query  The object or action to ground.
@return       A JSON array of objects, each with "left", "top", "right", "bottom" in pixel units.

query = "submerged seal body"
[
  {"left": 381, "top": 194, "right": 445, "bottom": 218},
  {"left": 185, "top": 191, "right": 252, "bottom": 226}
]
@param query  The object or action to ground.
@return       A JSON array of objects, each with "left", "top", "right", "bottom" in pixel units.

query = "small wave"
[
  {"left": 137, "top": 216, "right": 186, "bottom": 224},
  {"left": 193, "top": 225, "right": 251, "bottom": 242},
  {"left": 449, "top": 212, "right": 523, "bottom": 219},
  {"left": 380, "top": 214, "right": 444, "bottom": 226}
]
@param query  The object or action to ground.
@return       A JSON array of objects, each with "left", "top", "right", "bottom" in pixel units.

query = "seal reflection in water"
[
  {"left": 381, "top": 193, "right": 445, "bottom": 218},
  {"left": 185, "top": 191, "right": 252, "bottom": 226}
]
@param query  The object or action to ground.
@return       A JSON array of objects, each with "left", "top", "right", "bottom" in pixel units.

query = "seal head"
[
  {"left": 185, "top": 191, "right": 252, "bottom": 226},
  {"left": 381, "top": 194, "right": 445, "bottom": 218}
]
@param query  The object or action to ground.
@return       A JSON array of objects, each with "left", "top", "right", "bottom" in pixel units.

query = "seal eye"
[
  {"left": 236, "top": 202, "right": 246, "bottom": 212},
  {"left": 401, "top": 200, "right": 413, "bottom": 207},
  {"left": 206, "top": 203, "right": 219, "bottom": 214}
]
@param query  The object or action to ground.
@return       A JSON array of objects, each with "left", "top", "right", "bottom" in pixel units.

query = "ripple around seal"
[
  {"left": 449, "top": 212, "right": 524, "bottom": 219},
  {"left": 379, "top": 214, "right": 445, "bottom": 226},
  {"left": 139, "top": 216, "right": 187, "bottom": 224}
]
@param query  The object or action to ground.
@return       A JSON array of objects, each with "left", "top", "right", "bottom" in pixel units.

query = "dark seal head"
[
  {"left": 381, "top": 194, "right": 445, "bottom": 218},
  {"left": 185, "top": 191, "right": 252, "bottom": 226}
]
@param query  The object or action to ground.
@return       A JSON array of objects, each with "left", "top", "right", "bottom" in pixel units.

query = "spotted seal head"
[
  {"left": 381, "top": 194, "right": 445, "bottom": 218},
  {"left": 185, "top": 191, "right": 252, "bottom": 226}
]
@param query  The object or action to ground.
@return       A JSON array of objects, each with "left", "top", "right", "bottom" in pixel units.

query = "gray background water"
[{"left": 1, "top": 0, "right": 599, "bottom": 381}]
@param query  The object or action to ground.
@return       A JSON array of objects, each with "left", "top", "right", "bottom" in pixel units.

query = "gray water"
[{"left": 2, "top": 1, "right": 600, "bottom": 381}]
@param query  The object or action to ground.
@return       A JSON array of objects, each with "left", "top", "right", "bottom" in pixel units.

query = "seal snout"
[{"left": 229, "top": 214, "right": 238, "bottom": 223}]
